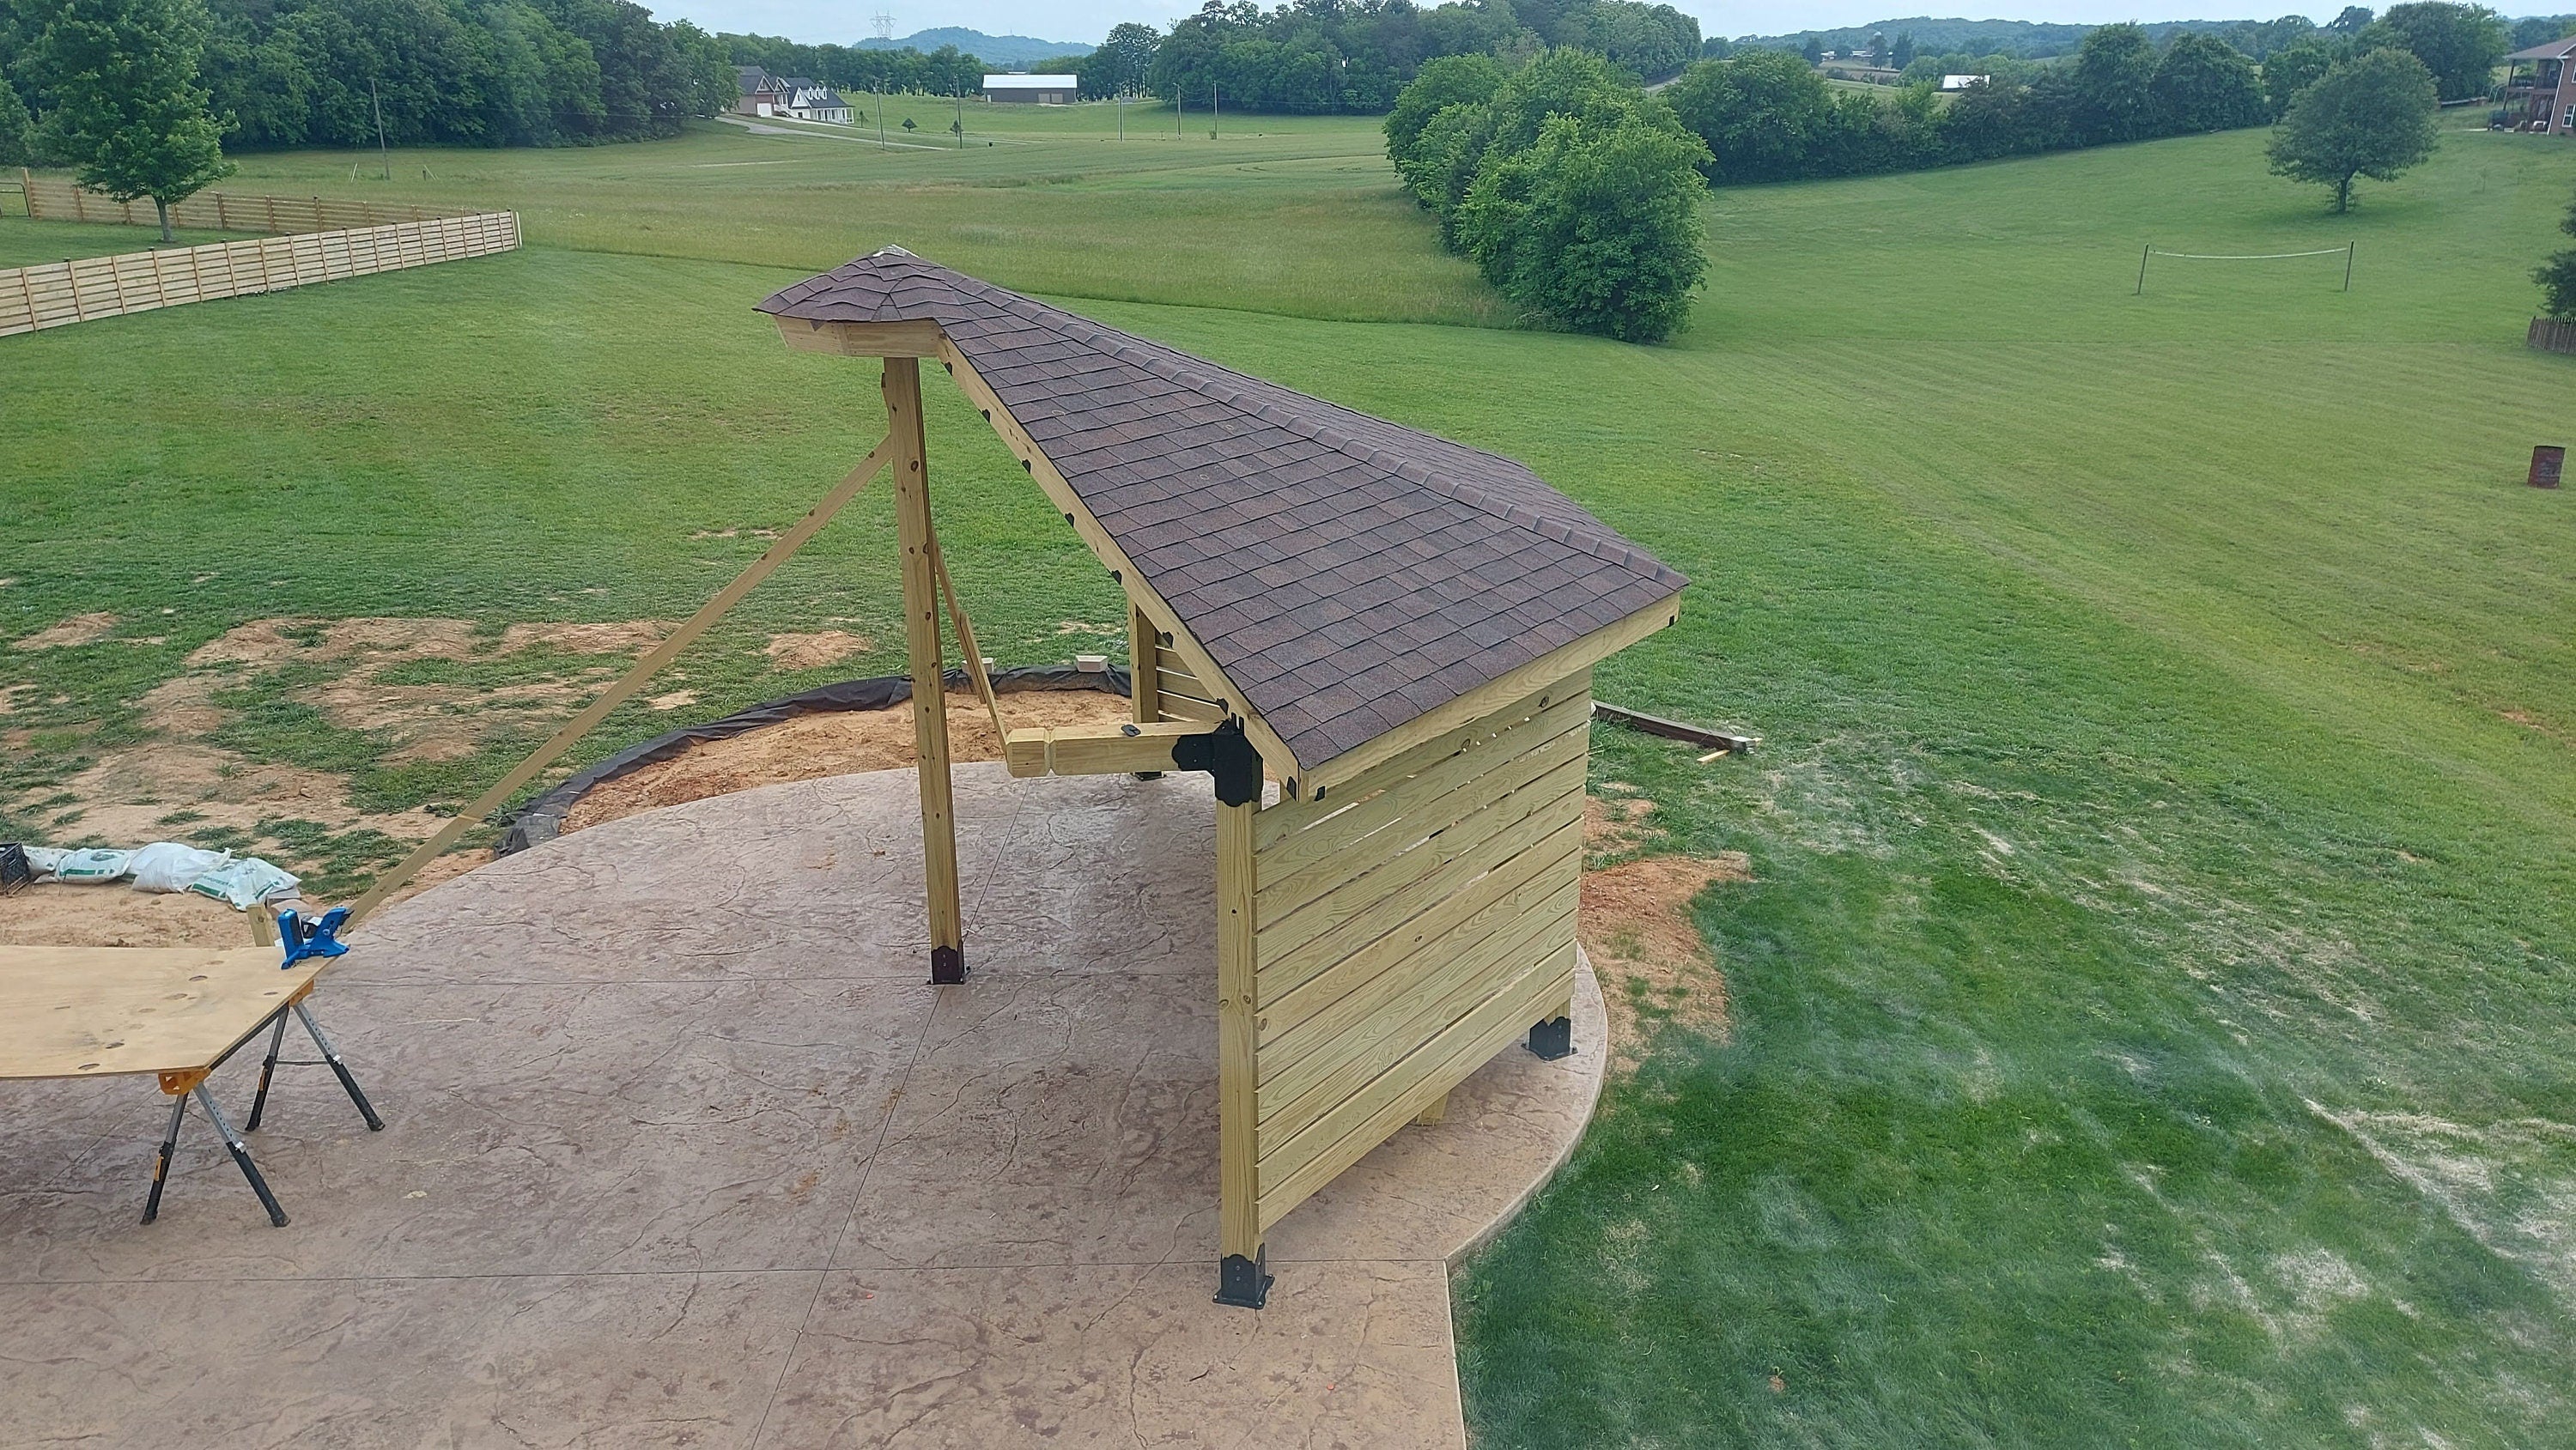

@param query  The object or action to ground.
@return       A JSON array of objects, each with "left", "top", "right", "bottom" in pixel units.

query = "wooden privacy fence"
[
  {"left": 15, "top": 171, "right": 462, "bottom": 234},
  {"left": 2531, "top": 316, "right": 2576, "bottom": 356},
  {"left": 0, "top": 211, "right": 521, "bottom": 338}
]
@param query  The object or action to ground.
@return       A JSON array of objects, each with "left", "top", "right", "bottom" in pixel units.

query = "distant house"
[
  {"left": 2504, "top": 35, "right": 2576, "bottom": 133},
  {"left": 778, "top": 78, "right": 854, "bottom": 124},
  {"left": 735, "top": 67, "right": 787, "bottom": 118},
  {"left": 985, "top": 73, "right": 1079, "bottom": 104},
  {"left": 1940, "top": 74, "right": 1990, "bottom": 91}
]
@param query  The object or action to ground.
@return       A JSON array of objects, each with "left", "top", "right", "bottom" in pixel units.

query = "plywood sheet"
[{"left": 0, "top": 943, "right": 321, "bottom": 1082}]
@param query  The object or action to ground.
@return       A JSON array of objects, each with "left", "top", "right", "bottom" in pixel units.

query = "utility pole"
[
  {"left": 877, "top": 82, "right": 885, "bottom": 147},
  {"left": 1176, "top": 87, "right": 1183, "bottom": 139},
  {"left": 1116, "top": 89, "right": 1123, "bottom": 140},
  {"left": 1210, "top": 82, "right": 1218, "bottom": 139},
  {"left": 955, "top": 86, "right": 963, "bottom": 148},
  {"left": 371, "top": 78, "right": 391, "bottom": 181}
]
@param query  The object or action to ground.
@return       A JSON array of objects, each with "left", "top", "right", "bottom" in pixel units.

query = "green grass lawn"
[
  {"left": 0, "top": 218, "right": 260, "bottom": 267},
  {"left": 5, "top": 118, "right": 2575, "bottom": 1444}
]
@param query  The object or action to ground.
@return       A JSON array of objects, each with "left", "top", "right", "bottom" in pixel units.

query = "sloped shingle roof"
[{"left": 759, "top": 250, "right": 1686, "bottom": 769}]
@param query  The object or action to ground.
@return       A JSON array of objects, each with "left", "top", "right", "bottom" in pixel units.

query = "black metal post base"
[
  {"left": 1214, "top": 1248, "right": 1273, "bottom": 1309},
  {"left": 930, "top": 944, "right": 966, "bottom": 986},
  {"left": 1528, "top": 1015, "right": 1574, "bottom": 1061}
]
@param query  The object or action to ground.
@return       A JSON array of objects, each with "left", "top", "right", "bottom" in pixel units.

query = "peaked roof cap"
[{"left": 760, "top": 250, "right": 1686, "bottom": 769}]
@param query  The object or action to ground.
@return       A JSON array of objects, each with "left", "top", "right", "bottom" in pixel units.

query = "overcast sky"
[{"left": 661, "top": 1, "right": 2190, "bottom": 48}]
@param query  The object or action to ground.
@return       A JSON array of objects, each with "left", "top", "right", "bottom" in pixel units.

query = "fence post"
[
  {"left": 216, "top": 191, "right": 229, "bottom": 230},
  {"left": 16, "top": 168, "right": 32, "bottom": 220}
]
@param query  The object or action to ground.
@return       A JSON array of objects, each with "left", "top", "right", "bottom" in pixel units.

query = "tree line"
[
  {"left": 1, "top": 0, "right": 735, "bottom": 154},
  {"left": 1664, "top": 4, "right": 2502, "bottom": 189}
]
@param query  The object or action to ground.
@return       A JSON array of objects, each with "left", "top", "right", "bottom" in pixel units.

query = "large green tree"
[
  {"left": 28, "top": 0, "right": 232, "bottom": 240},
  {"left": 2536, "top": 185, "right": 2576, "bottom": 321},
  {"left": 1665, "top": 47, "right": 1838, "bottom": 184},
  {"left": 2358, "top": 1, "right": 2507, "bottom": 100},
  {"left": 1455, "top": 110, "right": 1710, "bottom": 343},
  {"left": 2265, "top": 46, "right": 2439, "bottom": 210},
  {"left": 2262, "top": 36, "right": 2336, "bottom": 116},
  {"left": 0, "top": 72, "right": 33, "bottom": 166},
  {"left": 2150, "top": 31, "right": 2269, "bottom": 131},
  {"left": 2071, "top": 22, "right": 2160, "bottom": 143}
]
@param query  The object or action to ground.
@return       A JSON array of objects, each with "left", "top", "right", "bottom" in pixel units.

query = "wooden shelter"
[{"left": 757, "top": 249, "right": 1687, "bottom": 1307}]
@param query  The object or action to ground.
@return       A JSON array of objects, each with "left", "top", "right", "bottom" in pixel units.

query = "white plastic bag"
[
  {"left": 46, "top": 847, "right": 133, "bottom": 884},
  {"left": 185, "top": 857, "right": 301, "bottom": 910},
  {"left": 128, "top": 841, "right": 232, "bottom": 894}
]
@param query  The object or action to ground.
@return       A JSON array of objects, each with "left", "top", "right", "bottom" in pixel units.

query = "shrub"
[
  {"left": 1455, "top": 112, "right": 1710, "bottom": 343},
  {"left": 2537, "top": 187, "right": 2576, "bottom": 321}
]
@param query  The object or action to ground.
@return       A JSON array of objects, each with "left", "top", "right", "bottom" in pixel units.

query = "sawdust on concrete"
[
  {"left": 561, "top": 689, "right": 1134, "bottom": 833},
  {"left": 1579, "top": 793, "right": 1750, "bottom": 1054}
]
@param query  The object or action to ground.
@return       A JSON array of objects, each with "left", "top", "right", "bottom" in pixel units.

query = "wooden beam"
[
  {"left": 933, "top": 339, "right": 1307, "bottom": 788},
  {"left": 1300, "top": 594, "right": 1681, "bottom": 801},
  {"left": 929, "top": 534, "right": 1006, "bottom": 744},
  {"left": 1216, "top": 798, "right": 1261, "bottom": 1269},
  {"left": 1002, "top": 719, "right": 1214, "bottom": 778},
  {"left": 886, "top": 357, "right": 963, "bottom": 984},
  {"left": 773, "top": 317, "right": 945, "bottom": 358},
  {"left": 1130, "top": 601, "right": 1161, "bottom": 726},
  {"left": 343, "top": 435, "right": 896, "bottom": 929},
  {"left": 1590, "top": 701, "right": 1756, "bottom": 754}
]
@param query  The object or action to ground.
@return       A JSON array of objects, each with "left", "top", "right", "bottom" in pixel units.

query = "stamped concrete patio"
[{"left": 1, "top": 764, "right": 1605, "bottom": 1447}]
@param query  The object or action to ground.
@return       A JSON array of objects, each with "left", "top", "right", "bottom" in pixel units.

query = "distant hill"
[
  {"left": 856, "top": 27, "right": 1091, "bottom": 66},
  {"left": 1732, "top": 15, "right": 2253, "bottom": 58}
]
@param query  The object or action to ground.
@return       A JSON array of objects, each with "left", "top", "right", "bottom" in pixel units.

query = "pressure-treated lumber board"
[
  {"left": 887, "top": 356, "right": 963, "bottom": 965},
  {"left": 1217, "top": 799, "right": 1261, "bottom": 1262},
  {"left": 1255, "top": 767, "right": 1586, "bottom": 989},
  {"left": 1255, "top": 671, "right": 1589, "bottom": 849},
  {"left": 1299, "top": 596, "right": 1674, "bottom": 798},
  {"left": 1254, "top": 700, "right": 1589, "bottom": 917},
  {"left": 1258, "top": 885, "right": 1576, "bottom": 1137},
  {"left": 1257, "top": 914, "right": 1576, "bottom": 1153},
  {"left": 1256, "top": 939, "right": 1577, "bottom": 1229},
  {"left": 1002, "top": 720, "right": 1212, "bottom": 777},
  {"left": 1157, "top": 693, "right": 1224, "bottom": 723},
  {"left": 1130, "top": 603, "right": 1161, "bottom": 726},
  {"left": 1260, "top": 805, "right": 1583, "bottom": 1040},
  {"left": 777, "top": 318, "right": 948, "bottom": 359},
  {"left": 0, "top": 943, "right": 324, "bottom": 1082}
]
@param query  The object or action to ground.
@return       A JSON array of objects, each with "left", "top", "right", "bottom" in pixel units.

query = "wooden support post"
[
  {"left": 1414, "top": 1092, "right": 1449, "bottom": 1126},
  {"left": 1214, "top": 798, "right": 1268, "bottom": 1307},
  {"left": 1130, "top": 601, "right": 1161, "bottom": 725},
  {"left": 886, "top": 356, "right": 964, "bottom": 986}
]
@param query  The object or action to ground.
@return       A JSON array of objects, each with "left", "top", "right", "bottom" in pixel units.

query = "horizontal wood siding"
[
  {"left": 0, "top": 211, "right": 519, "bottom": 339},
  {"left": 18, "top": 177, "right": 463, "bottom": 234},
  {"left": 1242, "top": 669, "right": 1588, "bottom": 1234}
]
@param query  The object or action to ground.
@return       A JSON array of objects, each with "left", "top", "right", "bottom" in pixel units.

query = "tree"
[
  {"left": 1666, "top": 47, "right": 1837, "bottom": 183},
  {"left": 1383, "top": 52, "right": 1505, "bottom": 174},
  {"left": 2071, "top": 22, "right": 2160, "bottom": 143},
  {"left": 29, "top": 0, "right": 231, "bottom": 241},
  {"left": 2263, "top": 36, "right": 2336, "bottom": 115},
  {"left": 2327, "top": 4, "right": 2376, "bottom": 32},
  {"left": 1892, "top": 31, "right": 1916, "bottom": 70},
  {"left": 1699, "top": 35, "right": 1732, "bottom": 59},
  {"left": 2535, "top": 185, "right": 2576, "bottom": 320},
  {"left": 1455, "top": 110, "right": 1710, "bottom": 342},
  {"left": 1091, "top": 21, "right": 1158, "bottom": 97},
  {"left": 0, "top": 73, "right": 31, "bottom": 166},
  {"left": 2267, "top": 46, "right": 2439, "bottom": 210},
  {"left": 1801, "top": 35, "right": 1822, "bottom": 65},
  {"left": 2151, "top": 32, "right": 2269, "bottom": 131},
  {"left": 2359, "top": 2, "right": 2506, "bottom": 101}
]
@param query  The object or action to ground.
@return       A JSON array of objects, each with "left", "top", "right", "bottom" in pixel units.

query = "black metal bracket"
[
  {"left": 1214, "top": 1247, "right": 1273, "bottom": 1309},
  {"left": 930, "top": 943, "right": 966, "bottom": 985},
  {"left": 1172, "top": 719, "right": 1264, "bottom": 806},
  {"left": 1528, "top": 1015, "right": 1574, "bottom": 1061}
]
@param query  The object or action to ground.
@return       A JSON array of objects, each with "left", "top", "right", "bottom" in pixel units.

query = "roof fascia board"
[
  {"left": 1298, "top": 592, "right": 1683, "bottom": 801},
  {"left": 933, "top": 336, "right": 1311, "bottom": 789},
  {"left": 775, "top": 317, "right": 946, "bottom": 359}
]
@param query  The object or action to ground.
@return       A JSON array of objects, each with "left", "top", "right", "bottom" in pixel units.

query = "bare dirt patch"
[
  {"left": 1579, "top": 794, "right": 1751, "bottom": 1054},
  {"left": 762, "top": 630, "right": 876, "bottom": 670},
  {"left": 562, "top": 689, "right": 1134, "bottom": 833},
  {"left": 13, "top": 611, "right": 118, "bottom": 650}
]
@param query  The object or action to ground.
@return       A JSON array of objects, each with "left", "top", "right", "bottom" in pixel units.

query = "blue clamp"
[{"left": 276, "top": 906, "right": 351, "bottom": 969}]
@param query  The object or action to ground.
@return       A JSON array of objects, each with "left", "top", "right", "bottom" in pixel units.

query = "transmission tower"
[{"left": 871, "top": 12, "right": 895, "bottom": 40}]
